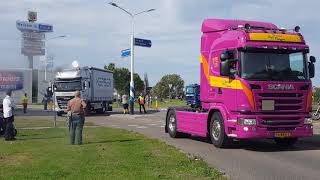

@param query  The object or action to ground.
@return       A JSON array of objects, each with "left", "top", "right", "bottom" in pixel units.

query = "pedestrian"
[
  {"left": 21, "top": 93, "right": 29, "bottom": 113},
  {"left": 3, "top": 90, "right": 16, "bottom": 141},
  {"left": 122, "top": 94, "right": 129, "bottom": 114},
  {"left": 67, "top": 91, "right": 87, "bottom": 145},
  {"left": 149, "top": 95, "right": 153, "bottom": 108},
  {"left": 0, "top": 104, "right": 4, "bottom": 136},
  {"left": 42, "top": 94, "right": 48, "bottom": 110},
  {"left": 138, "top": 93, "right": 147, "bottom": 114}
]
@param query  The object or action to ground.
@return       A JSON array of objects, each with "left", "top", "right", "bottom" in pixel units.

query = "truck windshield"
[
  {"left": 186, "top": 87, "right": 195, "bottom": 94},
  {"left": 55, "top": 81, "right": 81, "bottom": 91},
  {"left": 240, "top": 52, "right": 308, "bottom": 81}
]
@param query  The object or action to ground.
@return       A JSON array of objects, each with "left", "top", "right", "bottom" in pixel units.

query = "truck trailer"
[
  {"left": 54, "top": 67, "right": 113, "bottom": 115},
  {"left": 165, "top": 19, "right": 316, "bottom": 148}
]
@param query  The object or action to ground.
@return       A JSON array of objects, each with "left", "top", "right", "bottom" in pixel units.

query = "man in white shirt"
[{"left": 3, "top": 90, "right": 16, "bottom": 141}]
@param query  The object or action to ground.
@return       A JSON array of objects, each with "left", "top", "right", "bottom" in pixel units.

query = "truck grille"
[
  {"left": 56, "top": 96, "right": 73, "bottom": 109},
  {"left": 257, "top": 93, "right": 304, "bottom": 112},
  {"left": 258, "top": 116, "right": 303, "bottom": 130}
]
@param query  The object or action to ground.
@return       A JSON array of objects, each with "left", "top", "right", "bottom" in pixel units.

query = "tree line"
[{"left": 104, "top": 63, "right": 185, "bottom": 99}]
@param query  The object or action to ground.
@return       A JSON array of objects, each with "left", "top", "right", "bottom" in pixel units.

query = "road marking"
[
  {"left": 160, "top": 125, "right": 165, "bottom": 128},
  {"left": 128, "top": 124, "right": 138, "bottom": 127},
  {"left": 136, "top": 126, "right": 147, "bottom": 129}
]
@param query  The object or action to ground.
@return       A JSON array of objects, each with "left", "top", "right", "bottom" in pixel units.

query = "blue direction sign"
[
  {"left": 134, "top": 38, "right": 152, "bottom": 48},
  {"left": 16, "top": 20, "right": 53, "bottom": 32},
  {"left": 121, "top": 48, "right": 131, "bottom": 58}
]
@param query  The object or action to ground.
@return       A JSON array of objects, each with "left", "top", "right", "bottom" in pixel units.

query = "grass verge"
[{"left": 0, "top": 128, "right": 225, "bottom": 180}]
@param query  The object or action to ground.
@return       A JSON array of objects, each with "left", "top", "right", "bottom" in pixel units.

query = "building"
[{"left": 0, "top": 68, "right": 55, "bottom": 104}]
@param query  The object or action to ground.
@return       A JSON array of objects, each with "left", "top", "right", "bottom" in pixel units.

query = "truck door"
[{"left": 208, "top": 50, "right": 238, "bottom": 112}]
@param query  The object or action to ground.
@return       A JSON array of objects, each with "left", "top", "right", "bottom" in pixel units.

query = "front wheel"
[
  {"left": 209, "top": 112, "right": 230, "bottom": 148},
  {"left": 274, "top": 138, "right": 298, "bottom": 147},
  {"left": 312, "top": 111, "right": 320, "bottom": 120},
  {"left": 167, "top": 110, "right": 181, "bottom": 138}
]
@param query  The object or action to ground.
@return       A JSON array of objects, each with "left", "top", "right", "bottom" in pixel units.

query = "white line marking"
[{"left": 136, "top": 126, "right": 147, "bottom": 129}]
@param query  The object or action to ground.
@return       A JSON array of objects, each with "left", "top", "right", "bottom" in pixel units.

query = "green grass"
[
  {"left": 14, "top": 117, "right": 95, "bottom": 129},
  {"left": 0, "top": 128, "right": 225, "bottom": 180}
]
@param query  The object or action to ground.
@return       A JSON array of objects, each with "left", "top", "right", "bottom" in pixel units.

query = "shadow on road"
[{"left": 178, "top": 134, "right": 320, "bottom": 152}]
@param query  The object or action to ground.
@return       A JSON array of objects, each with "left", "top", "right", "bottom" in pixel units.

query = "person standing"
[
  {"left": 21, "top": 93, "right": 29, "bottom": 113},
  {"left": 138, "top": 93, "right": 147, "bottom": 114},
  {"left": 3, "top": 90, "right": 16, "bottom": 141},
  {"left": 122, "top": 94, "right": 129, "bottom": 114},
  {"left": 67, "top": 91, "right": 87, "bottom": 145}
]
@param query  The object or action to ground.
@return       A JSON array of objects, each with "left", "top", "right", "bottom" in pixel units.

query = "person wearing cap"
[
  {"left": 67, "top": 91, "right": 87, "bottom": 145},
  {"left": 2, "top": 90, "right": 16, "bottom": 141}
]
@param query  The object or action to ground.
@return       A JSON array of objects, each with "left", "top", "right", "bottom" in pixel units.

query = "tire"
[
  {"left": 166, "top": 110, "right": 181, "bottom": 138},
  {"left": 209, "top": 112, "right": 230, "bottom": 148},
  {"left": 274, "top": 138, "right": 298, "bottom": 147},
  {"left": 13, "top": 129, "right": 17, "bottom": 137}
]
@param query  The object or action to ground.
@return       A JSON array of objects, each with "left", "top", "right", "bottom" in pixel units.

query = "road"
[{"left": 84, "top": 110, "right": 320, "bottom": 180}]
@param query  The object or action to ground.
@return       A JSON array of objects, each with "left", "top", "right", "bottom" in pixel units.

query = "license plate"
[{"left": 274, "top": 132, "right": 291, "bottom": 138}]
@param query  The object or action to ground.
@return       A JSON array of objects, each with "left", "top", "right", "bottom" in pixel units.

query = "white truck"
[{"left": 54, "top": 67, "right": 113, "bottom": 116}]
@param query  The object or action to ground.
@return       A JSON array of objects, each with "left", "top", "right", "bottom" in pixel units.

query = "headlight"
[
  {"left": 238, "top": 118, "right": 256, "bottom": 125},
  {"left": 304, "top": 118, "right": 312, "bottom": 125}
]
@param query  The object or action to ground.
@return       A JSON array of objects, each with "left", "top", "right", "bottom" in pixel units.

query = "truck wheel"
[
  {"left": 167, "top": 110, "right": 181, "bottom": 138},
  {"left": 274, "top": 138, "right": 298, "bottom": 147},
  {"left": 209, "top": 112, "right": 230, "bottom": 148}
]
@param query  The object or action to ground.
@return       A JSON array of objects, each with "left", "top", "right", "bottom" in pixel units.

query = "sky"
[{"left": 0, "top": 0, "right": 319, "bottom": 86}]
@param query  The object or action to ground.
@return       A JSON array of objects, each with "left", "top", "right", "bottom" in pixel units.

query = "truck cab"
[
  {"left": 185, "top": 84, "right": 200, "bottom": 108},
  {"left": 166, "top": 19, "right": 316, "bottom": 148},
  {"left": 54, "top": 67, "right": 113, "bottom": 115}
]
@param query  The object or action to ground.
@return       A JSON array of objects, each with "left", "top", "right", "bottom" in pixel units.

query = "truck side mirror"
[
  {"left": 220, "top": 52, "right": 229, "bottom": 61},
  {"left": 83, "top": 81, "right": 89, "bottom": 90},
  {"left": 309, "top": 56, "right": 316, "bottom": 78},
  {"left": 221, "top": 60, "right": 231, "bottom": 76}
]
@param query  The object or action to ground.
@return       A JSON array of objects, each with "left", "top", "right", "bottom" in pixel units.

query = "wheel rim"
[
  {"left": 168, "top": 115, "right": 176, "bottom": 132},
  {"left": 212, "top": 120, "right": 221, "bottom": 141}
]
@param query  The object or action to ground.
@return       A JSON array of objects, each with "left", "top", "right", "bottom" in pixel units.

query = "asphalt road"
[{"left": 85, "top": 110, "right": 320, "bottom": 180}]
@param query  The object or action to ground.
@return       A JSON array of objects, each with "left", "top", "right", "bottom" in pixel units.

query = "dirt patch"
[{"left": 0, "top": 153, "right": 32, "bottom": 166}]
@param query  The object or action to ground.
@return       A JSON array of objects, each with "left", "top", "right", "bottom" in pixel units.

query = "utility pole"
[{"left": 108, "top": 2, "right": 155, "bottom": 114}]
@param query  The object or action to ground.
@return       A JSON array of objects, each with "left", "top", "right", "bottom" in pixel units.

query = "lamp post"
[
  {"left": 44, "top": 35, "right": 66, "bottom": 81},
  {"left": 108, "top": 2, "right": 155, "bottom": 114}
]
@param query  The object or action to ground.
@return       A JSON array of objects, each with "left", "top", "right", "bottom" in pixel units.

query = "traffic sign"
[
  {"left": 121, "top": 48, "right": 131, "bottom": 57},
  {"left": 22, "top": 32, "right": 45, "bottom": 40},
  {"left": 22, "top": 39, "right": 45, "bottom": 48},
  {"left": 134, "top": 38, "right": 152, "bottom": 48},
  {"left": 21, "top": 47, "right": 45, "bottom": 56},
  {"left": 16, "top": 20, "right": 53, "bottom": 32}
]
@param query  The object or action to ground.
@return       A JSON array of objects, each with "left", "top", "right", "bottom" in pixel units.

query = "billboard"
[{"left": 0, "top": 72, "right": 24, "bottom": 91}]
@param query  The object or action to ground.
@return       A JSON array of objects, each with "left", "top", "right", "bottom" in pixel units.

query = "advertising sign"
[{"left": 0, "top": 72, "right": 24, "bottom": 91}]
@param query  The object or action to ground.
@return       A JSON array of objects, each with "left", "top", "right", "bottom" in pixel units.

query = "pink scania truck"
[{"left": 165, "top": 19, "right": 316, "bottom": 148}]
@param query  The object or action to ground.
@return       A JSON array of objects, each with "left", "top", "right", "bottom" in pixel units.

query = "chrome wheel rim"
[
  {"left": 168, "top": 116, "right": 176, "bottom": 132},
  {"left": 212, "top": 120, "right": 221, "bottom": 141}
]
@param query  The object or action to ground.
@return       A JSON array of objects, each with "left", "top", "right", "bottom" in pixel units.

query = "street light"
[
  {"left": 44, "top": 35, "right": 66, "bottom": 81},
  {"left": 108, "top": 2, "right": 155, "bottom": 114}
]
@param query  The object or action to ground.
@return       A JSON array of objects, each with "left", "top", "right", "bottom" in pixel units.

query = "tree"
[
  {"left": 104, "top": 63, "right": 144, "bottom": 96},
  {"left": 152, "top": 74, "right": 184, "bottom": 99},
  {"left": 104, "top": 63, "right": 115, "bottom": 72}
]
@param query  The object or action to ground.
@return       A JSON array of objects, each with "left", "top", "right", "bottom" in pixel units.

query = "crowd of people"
[{"left": 121, "top": 93, "right": 155, "bottom": 114}]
